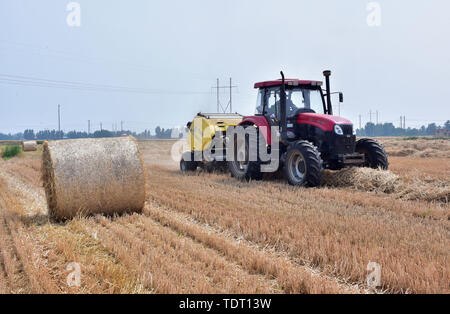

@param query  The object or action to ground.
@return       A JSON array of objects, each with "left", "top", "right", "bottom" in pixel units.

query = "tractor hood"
[{"left": 296, "top": 113, "right": 352, "bottom": 132}]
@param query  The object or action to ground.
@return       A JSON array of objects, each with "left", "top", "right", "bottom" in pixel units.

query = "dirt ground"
[{"left": 0, "top": 137, "right": 448, "bottom": 294}]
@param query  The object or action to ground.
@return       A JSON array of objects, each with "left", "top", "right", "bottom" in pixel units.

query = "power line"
[
  {"left": 0, "top": 39, "right": 212, "bottom": 81},
  {"left": 0, "top": 73, "right": 212, "bottom": 95},
  {"left": 403, "top": 118, "right": 449, "bottom": 122}
]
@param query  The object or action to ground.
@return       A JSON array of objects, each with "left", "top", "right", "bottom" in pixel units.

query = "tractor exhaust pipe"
[
  {"left": 323, "top": 70, "right": 333, "bottom": 115},
  {"left": 280, "top": 71, "right": 287, "bottom": 142}
]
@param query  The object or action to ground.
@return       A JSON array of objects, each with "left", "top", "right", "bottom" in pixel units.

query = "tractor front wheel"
[
  {"left": 284, "top": 141, "right": 323, "bottom": 187},
  {"left": 356, "top": 139, "right": 389, "bottom": 170}
]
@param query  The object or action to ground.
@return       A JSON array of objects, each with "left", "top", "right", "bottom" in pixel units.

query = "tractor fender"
[{"left": 238, "top": 116, "right": 272, "bottom": 145}]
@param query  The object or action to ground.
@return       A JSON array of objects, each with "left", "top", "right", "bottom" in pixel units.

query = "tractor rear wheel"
[
  {"left": 228, "top": 127, "right": 262, "bottom": 181},
  {"left": 284, "top": 141, "right": 323, "bottom": 187},
  {"left": 180, "top": 158, "right": 198, "bottom": 172},
  {"left": 356, "top": 139, "right": 389, "bottom": 170}
]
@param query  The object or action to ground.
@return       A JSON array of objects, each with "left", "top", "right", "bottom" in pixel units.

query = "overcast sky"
[{"left": 1, "top": 0, "right": 449, "bottom": 133}]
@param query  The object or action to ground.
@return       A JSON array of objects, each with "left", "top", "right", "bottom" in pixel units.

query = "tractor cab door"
[{"left": 256, "top": 87, "right": 281, "bottom": 127}]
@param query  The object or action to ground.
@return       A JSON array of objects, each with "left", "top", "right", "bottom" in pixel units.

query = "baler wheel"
[{"left": 180, "top": 158, "right": 198, "bottom": 172}]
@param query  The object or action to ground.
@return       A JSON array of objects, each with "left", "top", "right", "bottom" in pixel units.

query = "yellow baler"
[{"left": 181, "top": 113, "right": 242, "bottom": 172}]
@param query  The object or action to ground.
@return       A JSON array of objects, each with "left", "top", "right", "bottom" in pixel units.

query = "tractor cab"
[
  {"left": 246, "top": 72, "right": 357, "bottom": 161},
  {"left": 254, "top": 79, "right": 328, "bottom": 125}
]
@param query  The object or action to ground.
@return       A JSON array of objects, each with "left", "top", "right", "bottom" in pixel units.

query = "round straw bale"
[
  {"left": 22, "top": 141, "right": 37, "bottom": 152},
  {"left": 42, "top": 136, "right": 146, "bottom": 220}
]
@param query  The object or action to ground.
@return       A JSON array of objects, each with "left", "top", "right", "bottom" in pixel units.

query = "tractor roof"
[{"left": 254, "top": 79, "right": 323, "bottom": 89}]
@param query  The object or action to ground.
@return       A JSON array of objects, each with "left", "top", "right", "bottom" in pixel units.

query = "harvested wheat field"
[
  {"left": 0, "top": 138, "right": 448, "bottom": 294},
  {"left": 379, "top": 137, "right": 450, "bottom": 158}
]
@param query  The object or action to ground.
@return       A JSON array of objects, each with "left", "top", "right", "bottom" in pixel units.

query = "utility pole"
[
  {"left": 212, "top": 78, "right": 238, "bottom": 113},
  {"left": 121, "top": 121, "right": 124, "bottom": 132},
  {"left": 369, "top": 110, "right": 372, "bottom": 123},
  {"left": 376, "top": 110, "right": 379, "bottom": 125},
  {"left": 58, "top": 104, "right": 61, "bottom": 138},
  {"left": 229, "top": 77, "right": 233, "bottom": 113},
  {"left": 100, "top": 122, "right": 103, "bottom": 131},
  {"left": 359, "top": 114, "right": 362, "bottom": 130},
  {"left": 216, "top": 78, "right": 220, "bottom": 112},
  {"left": 88, "top": 120, "right": 91, "bottom": 135},
  {"left": 403, "top": 116, "right": 406, "bottom": 130}
]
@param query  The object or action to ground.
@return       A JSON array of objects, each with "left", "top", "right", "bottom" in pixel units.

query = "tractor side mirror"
[{"left": 339, "top": 92, "right": 344, "bottom": 103}]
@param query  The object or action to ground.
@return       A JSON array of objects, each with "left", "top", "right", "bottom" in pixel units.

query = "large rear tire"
[
  {"left": 284, "top": 141, "right": 323, "bottom": 187},
  {"left": 227, "top": 126, "right": 262, "bottom": 181},
  {"left": 356, "top": 139, "right": 389, "bottom": 170}
]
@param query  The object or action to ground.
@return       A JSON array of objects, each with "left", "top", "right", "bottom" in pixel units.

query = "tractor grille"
[
  {"left": 333, "top": 134, "right": 356, "bottom": 154},
  {"left": 341, "top": 124, "right": 353, "bottom": 136}
]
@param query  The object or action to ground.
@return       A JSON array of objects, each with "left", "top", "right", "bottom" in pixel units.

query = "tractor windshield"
[
  {"left": 286, "top": 88, "right": 324, "bottom": 117},
  {"left": 256, "top": 86, "right": 325, "bottom": 118}
]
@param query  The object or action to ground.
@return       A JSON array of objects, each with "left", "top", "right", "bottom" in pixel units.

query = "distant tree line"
[
  {"left": 356, "top": 120, "right": 450, "bottom": 137},
  {"left": 5, "top": 121, "right": 447, "bottom": 140},
  {"left": 155, "top": 126, "right": 173, "bottom": 139},
  {"left": 0, "top": 126, "right": 185, "bottom": 140}
]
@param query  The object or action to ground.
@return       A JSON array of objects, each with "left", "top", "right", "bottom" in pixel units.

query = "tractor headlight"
[{"left": 334, "top": 124, "right": 344, "bottom": 135}]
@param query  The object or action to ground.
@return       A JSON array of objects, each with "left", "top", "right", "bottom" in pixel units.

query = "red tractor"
[{"left": 227, "top": 70, "right": 388, "bottom": 186}]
